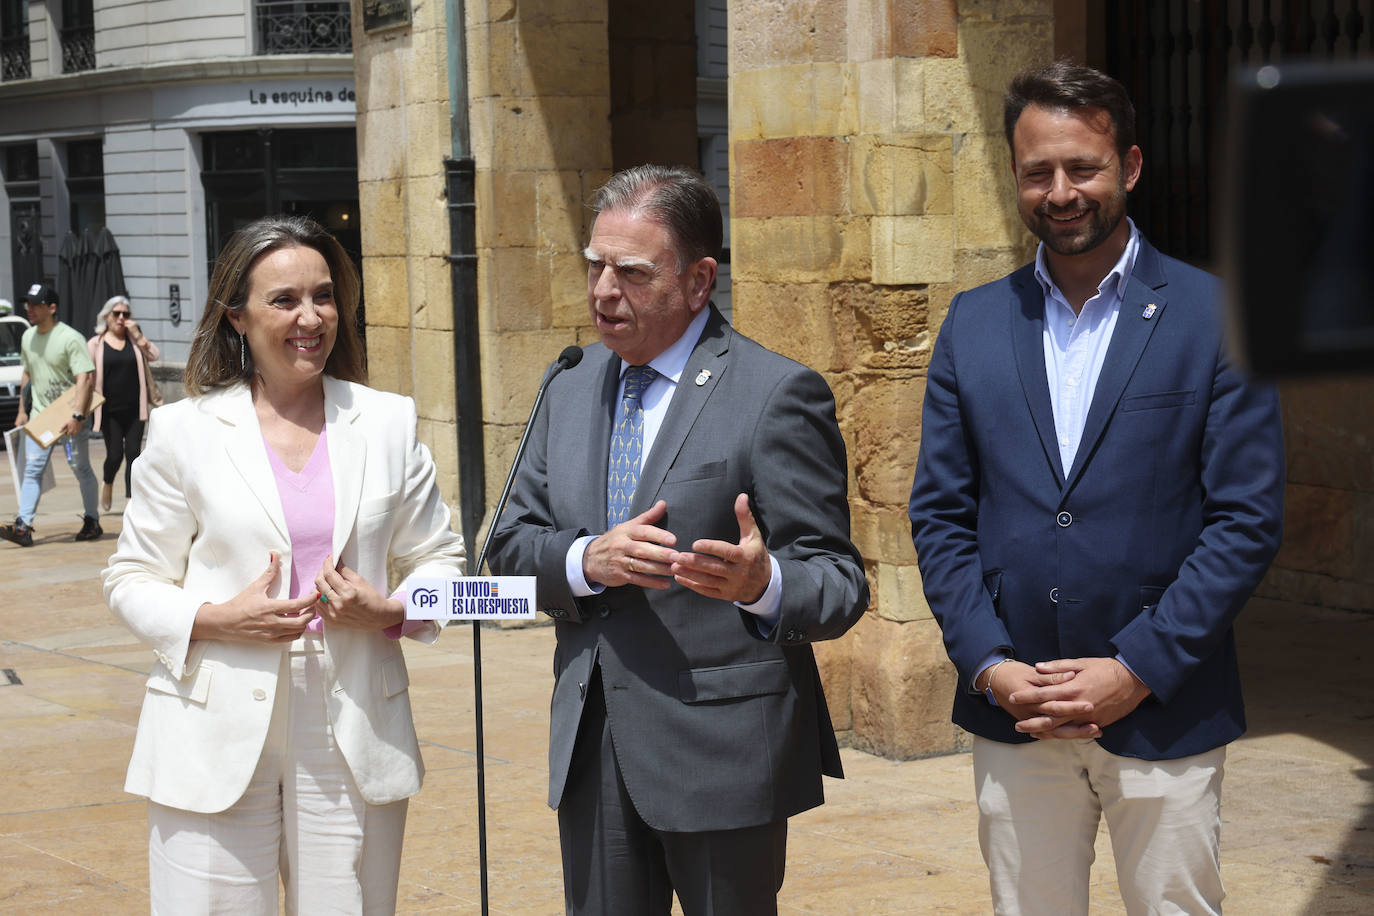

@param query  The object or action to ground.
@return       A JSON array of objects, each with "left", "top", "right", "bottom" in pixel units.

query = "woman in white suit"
[{"left": 103, "top": 215, "right": 465, "bottom": 914}]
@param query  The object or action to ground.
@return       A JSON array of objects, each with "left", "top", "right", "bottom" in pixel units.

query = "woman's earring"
[{"left": 239, "top": 331, "right": 247, "bottom": 371}]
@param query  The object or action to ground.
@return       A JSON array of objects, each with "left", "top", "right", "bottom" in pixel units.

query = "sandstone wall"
[{"left": 729, "top": 0, "right": 1052, "bottom": 757}]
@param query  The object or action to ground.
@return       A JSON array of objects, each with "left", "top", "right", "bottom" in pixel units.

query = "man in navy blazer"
[
  {"left": 909, "top": 62, "right": 1284, "bottom": 915},
  {"left": 489, "top": 165, "right": 868, "bottom": 915}
]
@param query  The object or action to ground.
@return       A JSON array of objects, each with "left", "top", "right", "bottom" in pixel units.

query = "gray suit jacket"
[{"left": 489, "top": 307, "right": 868, "bottom": 832}]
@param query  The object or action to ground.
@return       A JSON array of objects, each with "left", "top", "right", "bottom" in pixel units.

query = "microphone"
[
  {"left": 466, "top": 342, "right": 580, "bottom": 916},
  {"left": 476, "top": 344, "right": 582, "bottom": 572}
]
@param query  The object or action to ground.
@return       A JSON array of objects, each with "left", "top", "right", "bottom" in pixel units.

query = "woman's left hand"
[{"left": 314, "top": 555, "right": 405, "bottom": 630}]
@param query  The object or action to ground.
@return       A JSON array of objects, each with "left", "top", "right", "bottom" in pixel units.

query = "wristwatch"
[{"left": 71, "top": 412, "right": 84, "bottom": 421}]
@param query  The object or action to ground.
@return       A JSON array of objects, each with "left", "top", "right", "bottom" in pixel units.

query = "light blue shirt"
[
  {"left": 565, "top": 308, "right": 782, "bottom": 624},
  {"left": 1037, "top": 220, "right": 1140, "bottom": 477},
  {"left": 974, "top": 221, "right": 1143, "bottom": 698}
]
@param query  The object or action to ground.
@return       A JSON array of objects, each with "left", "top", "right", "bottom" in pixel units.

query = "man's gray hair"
[{"left": 591, "top": 165, "right": 723, "bottom": 274}]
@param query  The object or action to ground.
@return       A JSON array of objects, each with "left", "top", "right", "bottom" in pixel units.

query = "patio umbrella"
[
  {"left": 57, "top": 230, "right": 93, "bottom": 329},
  {"left": 89, "top": 227, "right": 128, "bottom": 332}
]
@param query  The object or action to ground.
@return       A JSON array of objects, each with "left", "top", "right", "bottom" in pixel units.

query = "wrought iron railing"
[
  {"left": 1106, "top": 0, "right": 1374, "bottom": 263},
  {"left": 256, "top": 1, "right": 352, "bottom": 54},
  {"left": 1, "top": 33, "right": 29, "bottom": 80},
  {"left": 60, "top": 24, "right": 94, "bottom": 72}
]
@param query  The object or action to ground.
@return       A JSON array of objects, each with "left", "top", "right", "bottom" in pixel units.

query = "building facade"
[{"left": 0, "top": 0, "right": 359, "bottom": 364}]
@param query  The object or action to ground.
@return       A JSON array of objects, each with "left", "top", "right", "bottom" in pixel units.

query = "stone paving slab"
[{"left": 2, "top": 440, "right": 1372, "bottom": 913}]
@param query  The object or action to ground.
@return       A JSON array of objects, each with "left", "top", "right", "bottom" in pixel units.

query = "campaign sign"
[{"left": 405, "top": 577, "right": 537, "bottom": 621}]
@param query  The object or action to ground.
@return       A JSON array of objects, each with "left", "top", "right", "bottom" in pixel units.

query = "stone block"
[
  {"left": 479, "top": 329, "right": 574, "bottom": 425},
  {"left": 849, "top": 613, "right": 960, "bottom": 758},
  {"left": 402, "top": 24, "right": 448, "bottom": 105},
  {"left": 537, "top": 170, "right": 593, "bottom": 253},
  {"left": 401, "top": 101, "right": 454, "bottom": 183},
  {"left": 891, "top": 0, "right": 958, "bottom": 58},
  {"left": 478, "top": 170, "right": 540, "bottom": 249},
  {"left": 365, "top": 325, "right": 413, "bottom": 398},
  {"left": 402, "top": 175, "right": 452, "bottom": 259},
  {"left": 814, "top": 635, "right": 855, "bottom": 733},
  {"left": 479, "top": 246, "right": 552, "bottom": 332},
  {"left": 356, "top": 43, "right": 402, "bottom": 115},
  {"left": 359, "top": 179, "right": 407, "bottom": 257},
  {"left": 357, "top": 106, "right": 405, "bottom": 183},
  {"left": 850, "top": 133, "right": 953, "bottom": 217},
  {"left": 361, "top": 255, "right": 410, "bottom": 328},
  {"left": 1274, "top": 483, "right": 1355, "bottom": 580},
  {"left": 876, "top": 560, "right": 931, "bottom": 622},
  {"left": 410, "top": 256, "right": 456, "bottom": 332},
  {"left": 833, "top": 281, "right": 932, "bottom": 371},
  {"left": 411, "top": 328, "right": 458, "bottom": 425},
  {"left": 954, "top": 132, "right": 1024, "bottom": 251},
  {"left": 854, "top": 57, "right": 927, "bottom": 134},
  {"left": 851, "top": 372, "right": 925, "bottom": 505},
  {"left": 871, "top": 214, "right": 955, "bottom": 285},
  {"left": 416, "top": 416, "right": 462, "bottom": 517},
  {"left": 852, "top": 501, "right": 919, "bottom": 567},
  {"left": 730, "top": 0, "right": 847, "bottom": 70},
  {"left": 548, "top": 250, "right": 588, "bottom": 329},
  {"left": 1279, "top": 376, "right": 1374, "bottom": 492},
  {"left": 731, "top": 63, "right": 856, "bottom": 142},
  {"left": 731, "top": 280, "right": 855, "bottom": 374},
  {"left": 733, "top": 215, "right": 870, "bottom": 284},
  {"left": 489, "top": 95, "right": 612, "bottom": 172},
  {"left": 733, "top": 137, "right": 849, "bottom": 218}
]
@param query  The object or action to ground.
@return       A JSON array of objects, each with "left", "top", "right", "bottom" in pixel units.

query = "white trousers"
[
  {"left": 147, "top": 643, "right": 409, "bottom": 915},
  {"left": 973, "top": 736, "right": 1226, "bottom": 916}
]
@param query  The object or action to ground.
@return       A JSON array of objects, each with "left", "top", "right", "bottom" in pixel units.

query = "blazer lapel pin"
[
  {"left": 1142, "top": 303, "right": 1157, "bottom": 320},
  {"left": 694, "top": 368, "right": 712, "bottom": 386}
]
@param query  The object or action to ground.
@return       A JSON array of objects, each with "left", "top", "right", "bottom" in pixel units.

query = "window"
[
  {"left": 66, "top": 138, "right": 105, "bottom": 233},
  {"left": 5, "top": 144, "right": 42, "bottom": 305},
  {"left": 256, "top": 1, "right": 352, "bottom": 55},
  {"left": 60, "top": 0, "right": 94, "bottom": 73},
  {"left": 0, "top": 0, "right": 28, "bottom": 81}
]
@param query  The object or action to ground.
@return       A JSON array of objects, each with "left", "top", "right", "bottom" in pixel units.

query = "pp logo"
[{"left": 411, "top": 587, "right": 440, "bottom": 610}]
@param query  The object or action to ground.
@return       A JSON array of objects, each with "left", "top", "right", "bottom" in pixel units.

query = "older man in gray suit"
[{"left": 488, "top": 165, "right": 868, "bottom": 915}]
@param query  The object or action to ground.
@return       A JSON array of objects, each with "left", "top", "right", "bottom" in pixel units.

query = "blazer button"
[
  {"left": 1049, "top": 587, "right": 1059, "bottom": 604},
  {"left": 598, "top": 604, "right": 611, "bottom": 619},
  {"left": 1056, "top": 511, "right": 1073, "bottom": 528},
  {"left": 252, "top": 688, "right": 267, "bottom": 701}
]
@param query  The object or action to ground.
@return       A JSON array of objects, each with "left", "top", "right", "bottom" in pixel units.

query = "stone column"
[
  {"left": 353, "top": 1, "right": 463, "bottom": 504},
  {"left": 466, "top": 0, "right": 614, "bottom": 515},
  {"left": 728, "top": 0, "right": 1053, "bottom": 757}
]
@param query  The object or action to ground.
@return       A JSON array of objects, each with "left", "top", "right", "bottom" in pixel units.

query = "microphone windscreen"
[{"left": 557, "top": 345, "right": 584, "bottom": 369}]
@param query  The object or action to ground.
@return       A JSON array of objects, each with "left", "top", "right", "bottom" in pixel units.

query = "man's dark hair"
[
  {"left": 1004, "top": 61, "right": 1137, "bottom": 160},
  {"left": 591, "top": 165, "right": 723, "bottom": 273}
]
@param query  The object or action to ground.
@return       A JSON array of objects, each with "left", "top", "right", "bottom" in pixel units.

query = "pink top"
[
  {"left": 264, "top": 430, "right": 334, "bottom": 633},
  {"left": 263, "top": 430, "right": 417, "bottom": 639}
]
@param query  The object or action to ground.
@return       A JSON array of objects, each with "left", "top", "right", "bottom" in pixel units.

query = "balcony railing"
[
  {"left": 1, "top": 33, "right": 29, "bottom": 80},
  {"left": 257, "top": 1, "right": 352, "bottom": 55},
  {"left": 60, "top": 24, "right": 94, "bottom": 72}
]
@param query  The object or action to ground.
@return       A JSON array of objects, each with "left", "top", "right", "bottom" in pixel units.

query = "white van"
[{"left": 1, "top": 309, "right": 30, "bottom": 438}]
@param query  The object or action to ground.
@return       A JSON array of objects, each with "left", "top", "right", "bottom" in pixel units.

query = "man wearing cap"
[{"left": 1, "top": 283, "right": 102, "bottom": 546}]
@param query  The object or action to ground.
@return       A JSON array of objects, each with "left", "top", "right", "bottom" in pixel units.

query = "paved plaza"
[{"left": 2, "top": 439, "right": 1372, "bottom": 913}]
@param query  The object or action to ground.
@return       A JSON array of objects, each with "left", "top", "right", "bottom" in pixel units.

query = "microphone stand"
[{"left": 468, "top": 345, "right": 581, "bottom": 915}]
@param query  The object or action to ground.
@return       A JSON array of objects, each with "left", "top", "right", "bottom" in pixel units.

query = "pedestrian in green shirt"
[{"left": 1, "top": 284, "right": 102, "bottom": 546}]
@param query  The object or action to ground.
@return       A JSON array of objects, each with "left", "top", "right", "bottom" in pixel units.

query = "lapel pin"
[
  {"left": 695, "top": 369, "right": 711, "bottom": 387},
  {"left": 1142, "top": 303, "right": 1157, "bottom": 320}
]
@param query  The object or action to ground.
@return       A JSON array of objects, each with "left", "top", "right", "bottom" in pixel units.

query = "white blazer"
[{"left": 103, "top": 377, "right": 465, "bottom": 814}]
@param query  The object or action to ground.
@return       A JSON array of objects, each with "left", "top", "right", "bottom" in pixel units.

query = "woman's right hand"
[{"left": 190, "top": 553, "right": 318, "bottom": 643}]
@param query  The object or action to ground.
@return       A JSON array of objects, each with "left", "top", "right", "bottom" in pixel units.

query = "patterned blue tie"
[{"left": 607, "top": 365, "right": 657, "bottom": 528}]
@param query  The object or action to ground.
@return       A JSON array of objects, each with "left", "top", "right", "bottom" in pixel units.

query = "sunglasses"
[{"left": 111, "top": 310, "right": 131, "bottom": 317}]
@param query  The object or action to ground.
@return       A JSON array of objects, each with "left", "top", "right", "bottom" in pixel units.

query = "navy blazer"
[{"left": 909, "top": 237, "right": 1285, "bottom": 761}]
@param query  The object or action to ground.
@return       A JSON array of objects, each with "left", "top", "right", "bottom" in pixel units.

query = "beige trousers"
[
  {"left": 147, "top": 643, "right": 409, "bottom": 915},
  {"left": 973, "top": 736, "right": 1226, "bottom": 916}
]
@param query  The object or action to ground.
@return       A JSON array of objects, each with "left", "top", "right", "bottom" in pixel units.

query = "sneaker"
[
  {"left": 74, "top": 515, "right": 103, "bottom": 541},
  {"left": 0, "top": 519, "right": 34, "bottom": 547}
]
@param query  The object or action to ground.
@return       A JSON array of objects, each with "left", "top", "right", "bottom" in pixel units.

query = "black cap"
[{"left": 23, "top": 283, "right": 58, "bottom": 305}]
